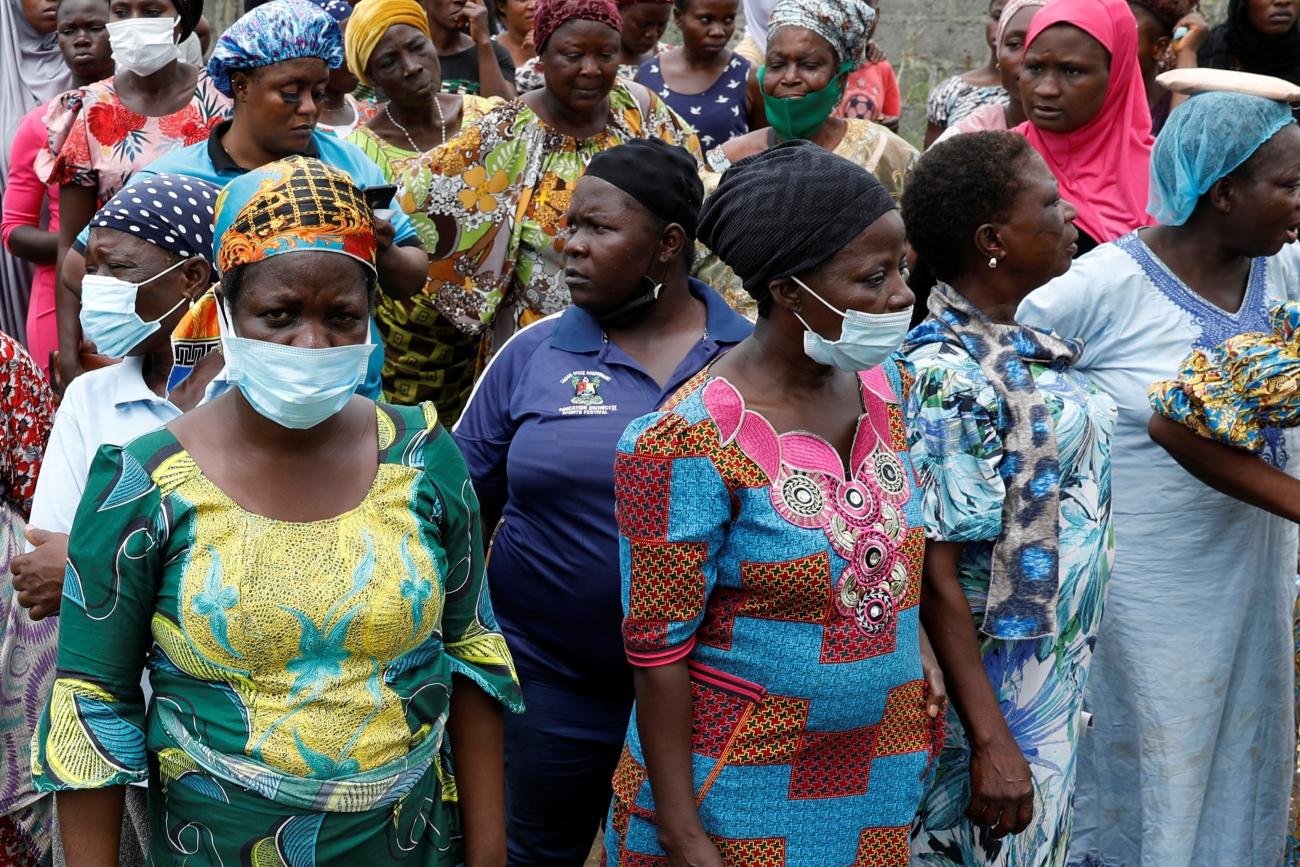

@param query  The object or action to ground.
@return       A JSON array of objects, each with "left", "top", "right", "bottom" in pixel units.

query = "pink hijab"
[{"left": 1013, "top": 0, "right": 1154, "bottom": 243}]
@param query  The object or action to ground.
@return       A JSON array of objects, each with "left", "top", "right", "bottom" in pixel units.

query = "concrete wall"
[{"left": 874, "top": 0, "right": 997, "bottom": 146}]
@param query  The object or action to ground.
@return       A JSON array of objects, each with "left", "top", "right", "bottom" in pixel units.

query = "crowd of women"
[{"left": 0, "top": 0, "right": 1297, "bottom": 862}]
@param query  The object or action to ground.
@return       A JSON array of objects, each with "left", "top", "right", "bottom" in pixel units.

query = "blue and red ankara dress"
[{"left": 605, "top": 361, "right": 944, "bottom": 866}]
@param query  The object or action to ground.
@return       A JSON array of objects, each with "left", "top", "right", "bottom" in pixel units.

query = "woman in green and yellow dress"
[
  {"left": 345, "top": 0, "right": 503, "bottom": 421},
  {"left": 406, "top": 0, "right": 700, "bottom": 359},
  {"left": 32, "top": 155, "right": 522, "bottom": 865}
]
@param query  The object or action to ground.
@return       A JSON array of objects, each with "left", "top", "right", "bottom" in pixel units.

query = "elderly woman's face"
[
  {"left": 764, "top": 27, "right": 839, "bottom": 98},
  {"left": 1020, "top": 24, "right": 1110, "bottom": 133},
  {"left": 227, "top": 252, "right": 371, "bottom": 348},
  {"left": 232, "top": 58, "right": 330, "bottom": 156},
  {"left": 791, "top": 211, "right": 912, "bottom": 340},
  {"left": 366, "top": 24, "right": 441, "bottom": 104},
  {"left": 987, "top": 151, "right": 1078, "bottom": 292},
  {"left": 1220, "top": 124, "right": 1300, "bottom": 257},
  {"left": 563, "top": 175, "right": 667, "bottom": 318},
  {"left": 542, "top": 19, "right": 620, "bottom": 112},
  {"left": 85, "top": 228, "right": 206, "bottom": 355}
]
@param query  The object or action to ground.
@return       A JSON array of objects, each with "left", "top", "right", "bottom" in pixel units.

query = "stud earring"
[{"left": 988, "top": 256, "right": 999, "bottom": 269}]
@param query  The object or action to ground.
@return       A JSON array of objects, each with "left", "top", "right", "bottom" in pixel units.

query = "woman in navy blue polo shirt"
[{"left": 453, "top": 139, "right": 751, "bottom": 866}]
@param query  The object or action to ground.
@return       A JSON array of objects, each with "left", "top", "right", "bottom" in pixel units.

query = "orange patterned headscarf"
[{"left": 213, "top": 156, "right": 377, "bottom": 275}]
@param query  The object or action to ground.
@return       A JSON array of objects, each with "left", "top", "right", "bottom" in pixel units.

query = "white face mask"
[
  {"left": 106, "top": 16, "right": 180, "bottom": 77},
  {"left": 792, "top": 276, "right": 913, "bottom": 372}
]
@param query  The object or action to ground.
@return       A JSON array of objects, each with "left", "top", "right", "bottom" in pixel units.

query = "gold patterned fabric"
[
  {"left": 1149, "top": 301, "right": 1300, "bottom": 452},
  {"left": 213, "top": 155, "right": 378, "bottom": 275}
]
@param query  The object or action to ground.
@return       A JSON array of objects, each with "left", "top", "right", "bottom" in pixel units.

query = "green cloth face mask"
[{"left": 758, "top": 63, "right": 853, "bottom": 141}]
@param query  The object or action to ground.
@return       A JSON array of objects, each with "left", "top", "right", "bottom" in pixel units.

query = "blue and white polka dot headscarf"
[
  {"left": 207, "top": 0, "right": 345, "bottom": 97},
  {"left": 90, "top": 173, "right": 220, "bottom": 262}
]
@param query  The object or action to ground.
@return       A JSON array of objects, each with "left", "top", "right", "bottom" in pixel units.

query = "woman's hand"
[
  {"left": 10, "top": 528, "right": 70, "bottom": 621},
  {"left": 1170, "top": 11, "right": 1209, "bottom": 58},
  {"left": 464, "top": 1, "right": 493, "bottom": 45},
  {"left": 967, "top": 736, "right": 1034, "bottom": 839},
  {"left": 920, "top": 626, "right": 948, "bottom": 719}
]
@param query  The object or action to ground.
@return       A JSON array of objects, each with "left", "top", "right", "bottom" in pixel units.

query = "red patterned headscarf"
[{"left": 533, "top": 0, "right": 622, "bottom": 50}]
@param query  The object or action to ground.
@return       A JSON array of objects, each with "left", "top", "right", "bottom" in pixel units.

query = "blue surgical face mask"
[
  {"left": 792, "top": 275, "right": 912, "bottom": 372},
  {"left": 217, "top": 299, "right": 375, "bottom": 430},
  {"left": 80, "top": 259, "right": 189, "bottom": 358}
]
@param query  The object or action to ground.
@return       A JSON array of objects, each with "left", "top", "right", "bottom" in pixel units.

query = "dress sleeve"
[
  {"left": 904, "top": 351, "right": 1007, "bottom": 543},
  {"left": 615, "top": 409, "right": 731, "bottom": 667},
  {"left": 639, "top": 90, "right": 704, "bottom": 161},
  {"left": 423, "top": 423, "right": 523, "bottom": 712},
  {"left": 0, "top": 337, "right": 54, "bottom": 519},
  {"left": 492, "top": 40, "right": 517, "bottom": 87},
  {"left": 31, "top": 444, "right": 162, "bottom": 791},
  {"left": 2, "top": 110, "right": 50, "bottom": 254},
  {"left": 35, "top": 90, "right": 96, "bottom": 189},
  {"left": 926, "top": 77, "right": 953, "bottom": 126},
  {"left": 1015, "top": 256, "right": 1114, "bottom": 366},
  {"left": 408, "top": 117, "right": 528, "bottom": 330}
]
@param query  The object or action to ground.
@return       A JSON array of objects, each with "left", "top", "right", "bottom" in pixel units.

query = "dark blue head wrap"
[
  {"left": 89, "top": 173, "right": 220, "bottom": 262},
  {"left": 207, "top": 0, "right": 345, "bottom": 97}
]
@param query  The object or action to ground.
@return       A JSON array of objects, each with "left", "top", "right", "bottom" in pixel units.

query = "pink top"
[
  {"left": 1012, "top": 0, "right": 1154, "bottom": 244},
  {"left": 953, "top": 102, "right": 1009, "bottom": 133},
  {"left": 36, "top": 73, "right": 231, "bottom": 201},
  {"left": 2, "top": 104, "right": 59, "bottom": 376}
]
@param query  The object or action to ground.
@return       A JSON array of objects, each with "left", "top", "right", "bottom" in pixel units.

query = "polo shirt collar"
[
  {"left": 112, "top": 356, "right": 166, "bottom": 407},
  {"left": 551, "top": 278, "right": 752, "bottom": 353},
  {"left": 207, "top": 120, "right": 322, "bottom": 174}
]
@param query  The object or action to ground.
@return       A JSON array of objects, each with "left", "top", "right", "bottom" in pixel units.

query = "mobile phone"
[{"left": 363, "top": 184, "right": 397, "bottom": 210}]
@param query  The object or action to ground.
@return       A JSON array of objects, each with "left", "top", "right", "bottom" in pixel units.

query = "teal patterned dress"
[
  {"left": 904, "top": 326, "right": 1116, "bottom": 866},
  {"left": 31, "top": 402, "right": 522, "bottom": 865}
]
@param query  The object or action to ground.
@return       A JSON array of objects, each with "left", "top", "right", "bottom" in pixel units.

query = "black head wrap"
[
  {"left": 698, "top": 141, "right": 896, "bottom": 307},
  {"left": 173, "top": 0, "right": 204, "bottom": 41},
  {"left": 583, "top": 139, "right": 705, "bottom": 239}
]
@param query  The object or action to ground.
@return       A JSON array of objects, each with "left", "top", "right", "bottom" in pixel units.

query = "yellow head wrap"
[{"left": 344, "top": 0, "right": 432, "bottom": 85}]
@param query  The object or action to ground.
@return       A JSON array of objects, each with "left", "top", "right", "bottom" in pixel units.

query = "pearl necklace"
[{"left": 385, "top": 96, "right": 447, "bottom": 154}]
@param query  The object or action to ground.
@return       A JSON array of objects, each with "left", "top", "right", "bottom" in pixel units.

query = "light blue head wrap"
[
  {"left": 1149, "top": 91, "right": 1296, "bottom": 226},
  {"left": 207, "top": 0, "right": 345, "bottom": 97}
]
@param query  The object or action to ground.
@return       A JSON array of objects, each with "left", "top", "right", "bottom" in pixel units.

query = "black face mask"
[{"left": 593, "top": 242, "right": 666, "bottom": 328}]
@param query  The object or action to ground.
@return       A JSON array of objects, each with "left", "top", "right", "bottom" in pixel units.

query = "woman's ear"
[
  {"left": 657, "top": 223, "right": 687, "bottom": 265},
  {"left": 973, "top": 223, "right": 1007, "bottom": 263},
  {"left": 180, "top": 257, "right": 213, "bottom": 300},
  {"left": 768, "top": 275, "right": 801, "bottom": 313}
]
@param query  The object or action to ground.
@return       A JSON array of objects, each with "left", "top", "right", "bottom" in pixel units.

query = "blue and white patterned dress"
[
  {"left": 904, "top": 322, "right": 1117, "bottom": 866},
  {"left": 1018, "top": 231, "right": 1300, "bottom": 867},
  {"left": 637, "top": 52, "right": 751, "bottom": 151}
]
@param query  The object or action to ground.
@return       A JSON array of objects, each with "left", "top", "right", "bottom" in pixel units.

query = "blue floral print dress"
[{"left": 904, "top": 322, "right": 1116, "bottom": 866}]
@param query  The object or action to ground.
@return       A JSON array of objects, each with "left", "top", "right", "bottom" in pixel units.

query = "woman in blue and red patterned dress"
[{"left": 604, "top": 141, "right": 944, "bottom": 867}]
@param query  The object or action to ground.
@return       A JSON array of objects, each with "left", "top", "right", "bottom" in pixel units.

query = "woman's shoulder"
[
  {"left": 903, "top": 330, "right": 996, "bottom": 404},
  {"left": 376, "top": 401, "right": 448, "bottom": 467}
]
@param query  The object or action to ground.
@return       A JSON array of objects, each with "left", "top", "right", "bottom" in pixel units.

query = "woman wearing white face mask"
[
  {"left": 6, "top": 171, "right": 220, "bottom": 867},
  {"left": 37, "top": 0, "right": 231, "bottom": 390},
  {"left": 31, "top": 156, "right": 521, "bottom": 866},
  {"left": 605, "top": 142, "right": 944, "bottom": 867}
]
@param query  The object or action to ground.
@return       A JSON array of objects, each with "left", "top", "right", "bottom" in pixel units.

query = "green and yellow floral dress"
[
  {"left": 348, "top": 97, "right": 500, "bottom": 423},
  {"left": 32, "top": 402, "right": 521, "bottom": 865},
  {"left": 404, "top": 82, "right": 700, "bottom": 357}
]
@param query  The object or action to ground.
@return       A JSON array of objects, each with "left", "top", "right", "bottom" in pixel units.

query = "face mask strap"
[
  {"left": 138, "top": 255, "right": 191, "bottom": 289},
  {"left": 792, "top": 275, "right": 847, "bottom": 319}
]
